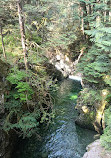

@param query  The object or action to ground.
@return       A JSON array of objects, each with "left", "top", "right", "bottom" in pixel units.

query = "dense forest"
[{"left": 0, "top": 0, "right": 111, "bottom": 157}]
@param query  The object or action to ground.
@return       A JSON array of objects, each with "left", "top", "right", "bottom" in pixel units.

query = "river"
[{"left": 13, "top": 79, "right": 96, "bottom": 158}]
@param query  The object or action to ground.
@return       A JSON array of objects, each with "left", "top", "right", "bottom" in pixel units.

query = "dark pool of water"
[{"left": 13, "top": 79, "right": 97, "bottom": 158}]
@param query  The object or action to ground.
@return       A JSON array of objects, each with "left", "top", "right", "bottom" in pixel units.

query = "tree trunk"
[
  {"left": 0, "top": 26, "right": 6, "bottom": 59},
  {"left": 80, "top": 1, "right": 89, "bottom": 39},
  {"left": 96, "top": 0, "right": 101, "bottom": 27},
  {"left": 17, "top": 0, "right": 28, "bottom": 71},
  {"left": 89, "top": 4, "right": 91, "bottom": 15},
  {"left": 106, "top": 0, "right": 111, "bottom": 23},
  {"left": 79, "top": 3, "right": 84, "bottom": 34}
]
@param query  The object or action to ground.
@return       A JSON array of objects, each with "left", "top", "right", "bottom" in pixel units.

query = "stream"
[{"left": 13, "top": 79, "right": 96, "bottom": 158}]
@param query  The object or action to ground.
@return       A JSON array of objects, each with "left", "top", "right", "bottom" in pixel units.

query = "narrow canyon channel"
[{"left": 13, "top": 79, "right": 97, "bottom": 158}]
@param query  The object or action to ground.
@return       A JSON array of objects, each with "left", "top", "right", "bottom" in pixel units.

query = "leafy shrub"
[
  {"left": 6, "top": 67, "right": 33, "bottom": 102},
  {"left": 4, "top": 65, "right": 55, "bottom": 138}
]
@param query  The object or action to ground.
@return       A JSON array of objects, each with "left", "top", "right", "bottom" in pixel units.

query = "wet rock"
[{"left": 83, "top": 139, "right": 111, "bottom": 158}]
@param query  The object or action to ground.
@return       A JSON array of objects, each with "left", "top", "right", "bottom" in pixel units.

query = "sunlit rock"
[
  {"left": 56, "top": 54, "right": 61, "bottom": 60},
  {"left": 83, "top": 139, "right": 111, "bottom": 158},
  {"left": 82, "top": 106, "right": 89, "bottom": 113},
  {"left": 47, "top": 51, "right": 76, "bottom": 78}
]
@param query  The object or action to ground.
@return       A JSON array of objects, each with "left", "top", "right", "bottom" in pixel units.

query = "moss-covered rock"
[{"left": 75, "top": 88, "right": 108, "bottom": 134}]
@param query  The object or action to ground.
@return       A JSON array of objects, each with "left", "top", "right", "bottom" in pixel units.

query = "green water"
[{"left": 13, "top": 79, "right": 96, "bottom": 158}]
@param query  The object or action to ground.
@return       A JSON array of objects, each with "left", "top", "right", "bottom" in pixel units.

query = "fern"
[{"left": 7, "top": 67, "right": 33, "bottom": 102}]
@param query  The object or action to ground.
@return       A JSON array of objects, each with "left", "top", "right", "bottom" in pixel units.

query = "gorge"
[{"left": 0, "top": 0, "right": 111, "bottom": 158}]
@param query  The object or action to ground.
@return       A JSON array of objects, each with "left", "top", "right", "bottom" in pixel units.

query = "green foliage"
[
  {"left": 4, "top": 102, "right": 40, "bottom": 138},
  {"left": 17, "top": 113, "right": 40, "bottom": 138},
  {"left": 5, "top": 99, "right": 22, "bottom": 112},
  {"left": 78, "top": 0, "right": 111, "bottom": 87},
  {"left": 78, "top": 44, "right": 111, "bottom": 85},
  {"left": 79, "top": 88, "right": 101, "bottom": 106},
  {"left": 70, "top": 94, "right": 78, "bottom": 100},
  {"left": 78, "top": 0, "right": 111, "bottom": 150},
  {"left": 106, "top": 94, "right": 111, "bottom": 104},
  {"left": 4, "top": 64, "right": 55, "bottom": 138},
  {"left": 2, "top": 0, "right": 111, "bottom": 143},
  {"left": 37, "top": 0, "right": 79, "bottom": 50},
  {"left": 16, "top": 82, "right": 33, "bottom": 101},
  {"left": 0, "top": 0, "right": 13, "bottom": 27},
  {"left": 40, "top": 110, "right": 55, "bottom": 123},
  {"left": 4, "top": 67, "right": 40, "bottom": 137},
  {"left": 4, "top": 31, "right": 21, "bottom": 48},
  {"left": 26, "top": 31, "right": 42, "bottom": 44},
  {"left": 0, "top": 0, "right": 67, "bottom": 139},
  {"left": 7, "top": 67, "right": 33, "bottom": 102},
  {"left": 101, "top": 107, "right": 111, "bottom": 150},
  {"left": 7, "top": 67, "right": 27, "bottom": 84}
]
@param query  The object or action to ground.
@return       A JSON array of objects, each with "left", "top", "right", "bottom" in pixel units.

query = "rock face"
[
  {"left": 44, "top": 63, "right": 64, "bottom": 81},
  {"left": 75, "top": 88, "right": 108, "bottom": 134},
  {"left": 0, "top": 60, "right": 8, "bottom": 117},
  {"left": 0, "top": 59, "right": 15, "bottom": 158},
  {"left": 46, "top": 50, "right": 76, "bottom": 78},
  {"left": 83, "top": 139, "right": 111, "bottom": 158}
]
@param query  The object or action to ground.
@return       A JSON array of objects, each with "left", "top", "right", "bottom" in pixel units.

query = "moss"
[{"left": 84, "top": 111, "right": 95, "bottom": 124}]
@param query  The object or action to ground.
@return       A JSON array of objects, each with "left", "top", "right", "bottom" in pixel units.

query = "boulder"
[
  {"left": 83, "top": 139, "right": 111, "bottom": 158},
  {"left": 75, "top": 88, "right": 108, "bottom": 134}
]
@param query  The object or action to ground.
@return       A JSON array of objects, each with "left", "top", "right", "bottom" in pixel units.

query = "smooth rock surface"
[{"left": 83, "top": 139, "right": 111, "bottom": 158}]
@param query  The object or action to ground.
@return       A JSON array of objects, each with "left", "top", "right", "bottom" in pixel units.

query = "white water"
[{"left": 69, "top": 75, "right": 82, "bottom": 82}]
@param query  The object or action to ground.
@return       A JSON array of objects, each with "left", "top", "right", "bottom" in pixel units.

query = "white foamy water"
[{"left": 69, "top": 75, "right": 82, "bottom": 81}]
